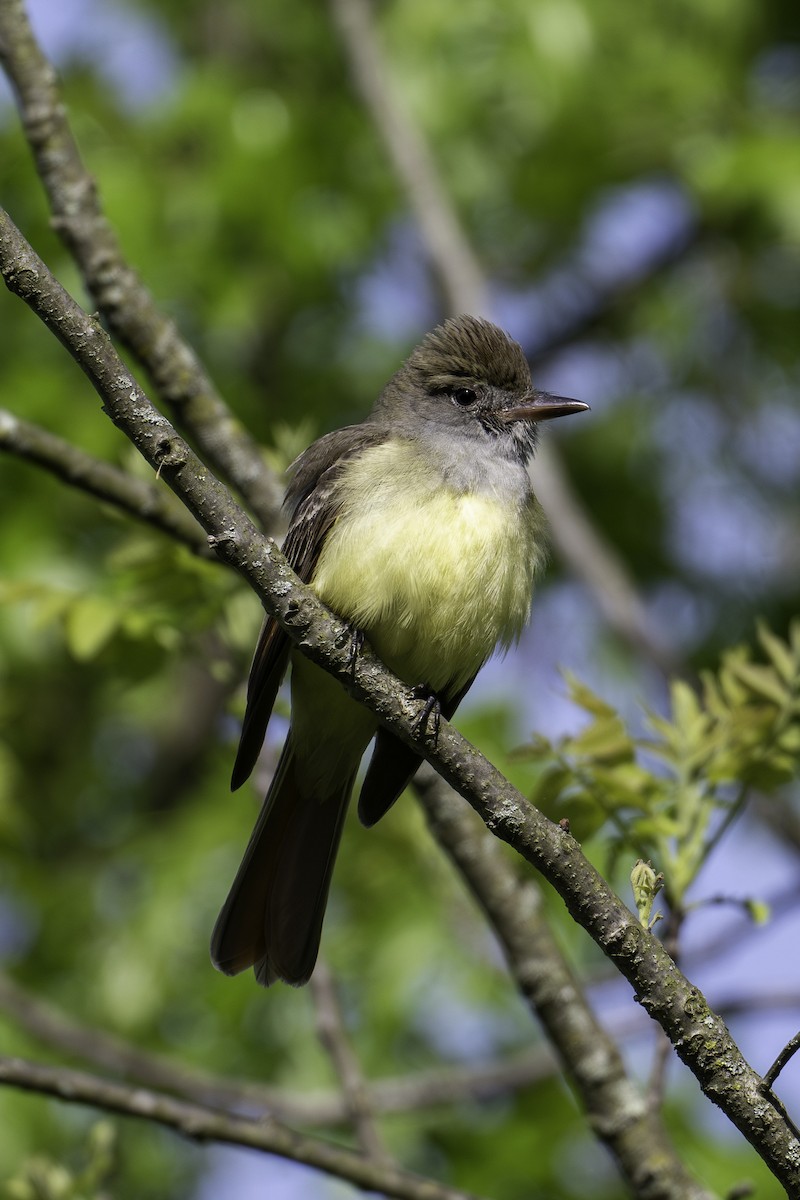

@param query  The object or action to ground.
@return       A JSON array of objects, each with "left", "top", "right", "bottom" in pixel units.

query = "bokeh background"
[{"left": 1, "top": 0, "right": 799, "bottom": 1196}]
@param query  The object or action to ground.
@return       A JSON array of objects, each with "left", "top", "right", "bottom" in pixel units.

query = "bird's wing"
[
  {"left": 356, "top": 676, "right": 476, "bottom": 827},
  {"left": 230, "top": 423, "right": 387, "bottom": 790}
]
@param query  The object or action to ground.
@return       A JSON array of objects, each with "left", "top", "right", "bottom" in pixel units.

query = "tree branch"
[
  {"left": 0, "top": 407, "right": 210, "bottom": 554},
  {"left": 524, "top": 221, "right": 703, "bottom": 368},
  {"left": 328, "top": 0, "right": 674, "bottom": 675},
  {"left": 0, "top": 970, "right": 555, "bottom": 1124},
  {"left": 328, "top": 0, "right": 486, "bottom": 316},
  {"left": 0, "top": 1056, "right": 482, "bottom": 1200},
  {"left": 0, "top": 0, "right": 282, "bottom": 530},
  {"left": 311, "top": 960, "right": 393, "bottom": 1161},
  {"left": 1, "top": 0, "right": 676, "bottom": 667},
  {"left": 1, "top": 207, "right": 796, "bottom": 1191},
  {"left": 415, "top": 767, "right": 714, "bottom": 1200}
]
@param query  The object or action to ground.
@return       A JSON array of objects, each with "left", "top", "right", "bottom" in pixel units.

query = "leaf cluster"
[{"left": 525, "top": 621, "right": 800, "bottom": 905}]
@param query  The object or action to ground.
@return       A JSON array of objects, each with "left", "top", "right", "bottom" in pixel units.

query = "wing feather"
[{"left": 230, "top": 423, "right": 388, "bottom": 790}]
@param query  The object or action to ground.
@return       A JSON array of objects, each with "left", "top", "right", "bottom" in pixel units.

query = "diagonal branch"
[
  {"left": 0, "top": 0, "right": 282, "bottom": 530},
  {"left": 0, "top": 1056, "right": 481, "bottom": 1200},
  {"left": 328, "top": 0, "right": 486, "bottom": 316},
  {"left": 311, "top": 960, "right": 393, "bottom": 1161},
  {"left": 1, "top": 207, "right": 797, "bottom": 1191},
  {"left": 415, "top": 767, "right": 714, "bottom": 1200},
  {"left": 524, "top": 220, "right": 703, "bottom": 368},
  {"left": 2, "top": 0, "right": 674, "bottom": 669},
  {"left": 0, "top": 407, "right": 210, "bottom": 554}
]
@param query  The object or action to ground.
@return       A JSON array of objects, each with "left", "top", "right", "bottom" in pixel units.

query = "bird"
[{"left": 210, "top": 314, "right": 588, "bottom": 986}]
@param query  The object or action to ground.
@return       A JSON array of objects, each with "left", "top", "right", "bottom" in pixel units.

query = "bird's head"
[{"left": 374, "top": 314, "right": 588, "bottom": 463}]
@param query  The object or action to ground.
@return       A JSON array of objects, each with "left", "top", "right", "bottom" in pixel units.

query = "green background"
[{"left": 1, "top": 0, "right": 799, "bottom": 1195}]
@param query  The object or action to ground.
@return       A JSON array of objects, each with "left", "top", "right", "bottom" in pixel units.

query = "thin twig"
[
  {"left": 717, "top": 993, "right": 800, "bottom": 1020},
  {"left": 0, "top": 969, "right": 554, "bottom": 1123},
  {"left": 685, "top": 894, "right": 766, "bottom": 917},
  {"left": 0, "top": 1056, "right": 482, "bottom": 1200},
  {"left": 647, "top": 1030, "right": 674, "bottom": 1115},
  {"left": 311, "top": 960, "right": 393, "bottom": 1161},
  {"left": 763, "top": 1033, "right": 800, "bottom": 1091},
  {"left": 0, "top": 407, "right": 210, "bottom": 554},
  {"left": 693, "top": 784, "right": 752, "bottom": 878},
  {"left": 1, "top": 207, "right": 799, "bottom": 1193},
  {"left": 0, "top": 0, "right": 282, "bottom": 530}
]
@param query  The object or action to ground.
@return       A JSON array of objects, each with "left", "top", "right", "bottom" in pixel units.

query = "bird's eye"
[{"left": 451, "top": 387, "right": 477, "bottom": 407}]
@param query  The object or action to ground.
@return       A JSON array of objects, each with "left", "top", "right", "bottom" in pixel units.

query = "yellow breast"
[{"left": 310, "top": 439, "right": 547, "bottom": 694}]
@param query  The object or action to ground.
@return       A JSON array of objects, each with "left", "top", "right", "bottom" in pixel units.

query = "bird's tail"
[{"left": 210, "top": 739, "right": 355, "bottom": 986}]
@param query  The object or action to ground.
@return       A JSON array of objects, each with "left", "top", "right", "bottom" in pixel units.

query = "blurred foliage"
[
  {"left": 5, "top": 1121, "right": 116, "bottom": 1200},
  {"left": 0, "top": 0, "right": 798, "bottom": 1197},
  {"left": 525, "top": 621, "right": 800, "bottom": 904}
]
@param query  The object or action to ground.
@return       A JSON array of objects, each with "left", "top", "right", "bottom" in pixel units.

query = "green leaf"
[
  {"left": 529, "top": 763, "right": 574, "bottom": 810},
  {"left": 562, "top": 671, "right": 617, "bottom": 718},
  {"left": 790, "top": 617, "right": 800, "bottom": 658},
  {"left": 590, "top": 764, "right": 658, "bottom": 811},
  {"left": 701, "top": 671, "right": 731, "bottom": 721},
  {"left": 671, "top": 678, "right": 703, "bottom": 729},
  {"left": 642, "top": 713, "right": 681, "bottom": 760},
  {"left": 512, "top": 731, "right": 554, "bottom": 761},
  {"left": 30, "top": 588, "right": 73, "bottom": 630},
  {"left": 566, "top": 715, "right": 634, "bottom": 764},
  {"left": 631, "top": 814, "right": 684, "bottom": 840},
  {"left": 739, "top": 757, "right": 797, "bottom": 790},
  {"left": 543, "top": 788, "right": 610, "bottom": 842},
  {"left": 718, "top": 657, "right": 752, "bottom": 707},
  {"left": 63, "top": 596, "right": 120, "bottom": 661},
  {"left": 725, "top": 660, "right": 788, "bottom": 708},
  {"left": 756, "top": 621, "right": 797, "bottom": 685},
  {"left": 778, "top": 726, "right": 800, "bottom": 754}
]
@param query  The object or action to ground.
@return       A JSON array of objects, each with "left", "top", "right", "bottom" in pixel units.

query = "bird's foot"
[
  {"left": 335, "top": 623, "right": 364, "bottom": 681},
  {"left": 410, "top": 686, "right": 441, "bottom": 744}
]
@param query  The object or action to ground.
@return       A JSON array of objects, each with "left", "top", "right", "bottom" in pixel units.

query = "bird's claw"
[
  {"left": 346, "top": 625, "right": 365, "bottom": 680},
  {"left": 411, "top": 687, "right": 441, "bottom": 744}
]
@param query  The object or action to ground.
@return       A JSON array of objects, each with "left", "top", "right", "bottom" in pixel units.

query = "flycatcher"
[{"left": 211, "top": 314, "right": 588, "bottom": 986}]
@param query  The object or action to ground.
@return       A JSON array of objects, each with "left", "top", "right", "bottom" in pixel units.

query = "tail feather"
[
  {"left": 358, "top": 727, "right": 423, "bottom": 827},
  {"left": 211, "top": 740, "right": 354, "bottom": 987}
]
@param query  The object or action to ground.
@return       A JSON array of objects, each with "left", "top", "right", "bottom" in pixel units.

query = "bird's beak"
[{"left": 500, "top": 390, "right": 590, "bottom": 423}]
